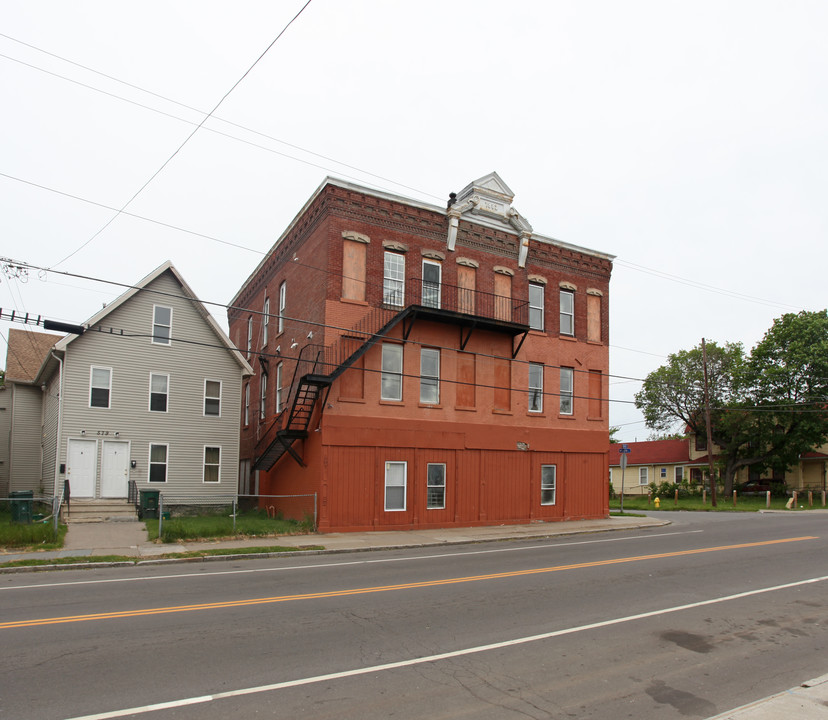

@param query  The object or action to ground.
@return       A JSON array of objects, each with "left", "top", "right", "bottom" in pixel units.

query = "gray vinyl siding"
[
  {"left": 8, "top": 384, "right": 43, "bottom": 493},
  {"left": 56, "top": 271, "right": 245, "bottom": 499},
  {"left": 0, "top": 387, "right": 10, "bottom": 496},
  {"left": 41, "top": 371, "right": 60, "bottom": 495}
]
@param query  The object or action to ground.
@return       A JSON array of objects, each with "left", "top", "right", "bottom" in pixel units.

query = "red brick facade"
[{"left": 229, "top": 175, "right": 613, "bottom": 531}]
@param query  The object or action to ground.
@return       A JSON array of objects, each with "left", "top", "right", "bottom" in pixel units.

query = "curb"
[{"left": 0, "top": 520, "right": 670, "bottom": 574}]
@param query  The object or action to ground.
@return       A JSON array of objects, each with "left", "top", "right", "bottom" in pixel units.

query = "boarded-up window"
[
  {"left": 458, "top": 265, "right": 475, "bottom": 314},
  {"left": 339, "top": 355, "right": 364, "bottom": 400},
  {"left": 342, "top": 240, "right": 367, "bottom": 301},
  {"left": 456, "top": 352, "right": 476, "bottom": 408},
  {"left": 587, "top": 294, "right": 601, "bottom": 342},
  {"left": 494, "top": 273, "right": 511, "bottom": 321},
  {"left": 494, "top": 357, "right": 511, "bottom": 411},
  {"left": 588, "top": 370, "right": 602, "bottom": 418}
]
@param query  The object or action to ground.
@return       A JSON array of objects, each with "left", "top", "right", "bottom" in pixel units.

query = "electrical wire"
[
  {"left": 2, "top": 258, "right": 642, "bottom": 384},
  {"left": 49, "top": 0, "right": 316, "bottom": 269}
]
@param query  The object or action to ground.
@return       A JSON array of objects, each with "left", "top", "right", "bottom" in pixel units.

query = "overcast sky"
[{"left": 2, "top": 1, "right": 826, "bottom": 441}]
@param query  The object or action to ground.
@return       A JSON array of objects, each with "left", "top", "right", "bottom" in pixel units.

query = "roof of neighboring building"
[
  {"left": 610, "top": 439, "right": 690, "bottom": 466},
  {"left": 4, "top": 328, "right": 62, "bottom": 383}
]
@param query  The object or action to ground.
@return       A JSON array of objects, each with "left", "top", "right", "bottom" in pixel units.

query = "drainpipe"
[{"left": 50, "top": 352, "right": 64, "bottom": 498}]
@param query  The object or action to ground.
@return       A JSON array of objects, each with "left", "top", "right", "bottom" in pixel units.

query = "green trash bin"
[
  {"left": 139, "top": 490, "right": 160, "bottom": 519},
  {"left": 10, "top": 490, "right": 34, "bottom": 524}
]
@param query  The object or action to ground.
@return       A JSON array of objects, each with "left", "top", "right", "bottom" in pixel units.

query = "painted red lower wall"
[{"left": 258, "top": 415, "right": 609, "bottom": 532}]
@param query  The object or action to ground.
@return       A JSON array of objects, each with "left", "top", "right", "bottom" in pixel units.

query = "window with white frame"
[
  {"left": 246, "top": 316, "right": 253, "bottom": 358},
  {"left": 149, "top": 444, "right": 168, "bottom": 483},
  {"left": 560, "top": 289, "right": 574, "bottom": 335},
  {"left": 203, "top": 446, "right": 220, "bottom": 483},
  {"left": 381, "top": 343, "right": 403, "bottom": 401},
  {"left": 560, "top": 367, "right": 574, "bottom": 415},
  {"left": 260, "top": 373, "right": 267, "bottom": 420},
  {"left": 152, "top": 305, "right": 172, "bottom": 345},
  {"left": 639, "top": 467, "right": 649, "bottom": 485},
  {"left": 660, "top": 467, "right": 667, "bottom": 478},
  {"left": 528, "top": 363, "right": 543, "bottom": 412},
  {"left": 276, "top": 362, "right": 283, "bottom": 413},
  {"left": 675, "top": 466, "right": 683, "bottom": 483},
  {"left": 422, "top": 259, "right": 441, "bottom": 308},
  {"left": 90, "top": 366, "right": 112, "bottom": 408},
  {"left": 383, "top": 252, "right": 405, "bottom": 306},
  {"left": 529, "top": 283, "right": 544, "bottom": 330},
  {"left": 204, "top": 380, "right": 221, "bottom": 416},
  {"left": 263, "top": 297, "right": 270, "bottom": 346},
  {"left": 244, "top": 383, "right": 250, "bottom": 425},
  {"left": 427, "top": 463, "right": 446, "bottom": 509},
  {"left": 420, "top": 348, "right": 439, "bottom": 404},
  {"left": 384, "top": 461, "right": 407, "bottom": 511},
  {"left": 149, "top": 373, "right": 168, "bottom": 412},
  {"left": 278, "top": 281, "right": 286, "bottom": 334},
  {"left": 541, "top": 465, "right": 556, "bottom": 505}
]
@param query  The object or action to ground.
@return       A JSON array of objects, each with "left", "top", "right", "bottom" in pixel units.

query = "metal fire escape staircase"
[{"left": 253, "top": 306, "right": 412, "bottom": 471}]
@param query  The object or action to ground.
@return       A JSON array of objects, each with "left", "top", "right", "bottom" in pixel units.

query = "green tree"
[
  {"left": 635, "top": 311, "right": 828, "bottom": 495},
  {"left": 609, "top": 426, "right": 621, "bottom": 443}
]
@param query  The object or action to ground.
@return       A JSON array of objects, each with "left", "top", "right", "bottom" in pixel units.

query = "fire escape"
[{"left": 252, "top": 279, "right": 530, "bottom": 472}]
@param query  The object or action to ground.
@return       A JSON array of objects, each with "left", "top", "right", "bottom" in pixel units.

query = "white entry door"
[
  {"left": 67, "top": 439, "right": 97, "bottom": 498},
  {"left": 101, "top": 441, "right": 130, "bottom": 498}
]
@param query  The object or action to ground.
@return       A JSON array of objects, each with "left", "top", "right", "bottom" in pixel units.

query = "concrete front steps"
[{"left": 63, "top": 499, "right": 139, "bottom": 523}]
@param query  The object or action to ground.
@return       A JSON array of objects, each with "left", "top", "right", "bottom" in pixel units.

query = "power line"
[
  {"left": 0, "top": 33, "right": 441, "bottom": 202},
  {"left": 2, "top": 258, "right": 641, "bottom": 384},
  {"left": 49, "top": 0, "right": 316, "bottom": 269}
]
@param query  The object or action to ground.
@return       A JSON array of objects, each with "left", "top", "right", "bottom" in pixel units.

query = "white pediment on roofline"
[{"left": 450, "top": 171, "right": 532, "bottom": 234}]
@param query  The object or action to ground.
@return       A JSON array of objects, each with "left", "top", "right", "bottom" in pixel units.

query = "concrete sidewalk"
[{"left": 1, "top": 515, "right": 667, "bottom": 566}]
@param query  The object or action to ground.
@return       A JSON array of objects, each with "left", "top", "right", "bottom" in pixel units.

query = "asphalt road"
[{"left": 2, "top": 512, "right": 827, "bottom": 720}]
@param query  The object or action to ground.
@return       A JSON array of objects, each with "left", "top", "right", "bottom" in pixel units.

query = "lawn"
[
  {"left": 610, "top": 494, "right": 824, "bottom": 512},
  {"left": 147, "top": 507, "right": 315, "bottom": 543},
  {"left": 0, "top": 502, "right": 66, "bottom": 549}
]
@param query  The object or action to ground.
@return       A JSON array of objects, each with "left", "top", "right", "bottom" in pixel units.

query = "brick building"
[{"left": 228, "top": 173, "right": 614, "bottom": 531}]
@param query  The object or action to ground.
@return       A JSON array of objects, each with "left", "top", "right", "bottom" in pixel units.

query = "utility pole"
[{"left": 702, "top": 338, "right": 717, "bottom": 507}]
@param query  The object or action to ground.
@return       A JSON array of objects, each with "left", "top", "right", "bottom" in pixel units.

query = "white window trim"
[
  {"left": 148, "top": 372, "right": 169, "bottom": 413},
  {"left": 204, "top": 379, "right": 222, "bottom": 417},
  {"left": 383, "top": 251, "right": 405, "bottom": 307},
  {"left": 541, "top": 464, "right": 557, "bottom": 506},
  {"left": 152, "top": 305, "right": 173, "bottom": 346},
  {"left": 528, "top": 363, "right": 543, "bottom": 413},
  {"left": 148, "top": 443, "right": 169, "bottom": 483},
  {"left": 89, "top": 366, "right": 112, "bottom": 409},
  {"left": 381, "top": 343, "right": 403, "bottom": 401},
  {"left": 560, "top": 289, "right": 575, "bottom": 336},
  {"left": 384, "top": 460, "right": 407, "bottom": 511},
  {"left": 560, "top": 367, "right": 574, "bottom": 415},
  {"left": 260, "top": 372, "right": 267, "bottom": 420},
  {"left": 276, "top": 362, "right": 283, "bottom": 414},
  {"left": 263, "top": 297, "right": 270, "bottom": 347},
  {"left": 420, "top": 348, "right": 440, "bottom": 404},
  {"left": 244, "top": 383, "right": 250, "bottom": 426},
  {"left": 422, "top": 259, "right": 442, "bottom": 309},
  {"left": 529, "top": 282, "right": 545, "bottom": 331},
  {"left": 203, "top": 445, "right": 221, "bottom": 484},
  {"left": 278, "top": 281, "right": 286, "bottom": 334},
  {"left": 246, "top": 316, "right": 253, "bottom": 358},
  {"left": 639, "top": 467, "right": 649, "bottom": 485},
  {"left": 675, "top": 466, "right": 684, "bottom": 482},
  {"left": 426, "top": 463, "right": 446, "bottom": 510}
]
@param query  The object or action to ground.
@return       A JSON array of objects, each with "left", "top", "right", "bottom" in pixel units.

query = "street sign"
[{"left": 619, "top": 444, "right": 631, "bottom": 454}]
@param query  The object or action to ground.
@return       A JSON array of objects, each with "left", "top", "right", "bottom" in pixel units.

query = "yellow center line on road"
[{"left": 1, "top": 536, "right": 817, "bottom": 631}]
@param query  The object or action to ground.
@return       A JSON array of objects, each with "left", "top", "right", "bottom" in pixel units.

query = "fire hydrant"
[{"left": 654, "top": 496, "right": 661, "bottom": 509}]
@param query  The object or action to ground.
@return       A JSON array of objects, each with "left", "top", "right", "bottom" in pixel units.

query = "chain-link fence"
[
  {"left": 0, "top": 494, "right": 62, "bottom": 546},
  {"left": 154, "top": 493, "right": 317, "bottom": 542}
]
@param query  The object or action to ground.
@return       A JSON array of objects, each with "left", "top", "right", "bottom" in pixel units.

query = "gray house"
[{"left": 2, "top": 262, "right": 253, "bottom": 508}]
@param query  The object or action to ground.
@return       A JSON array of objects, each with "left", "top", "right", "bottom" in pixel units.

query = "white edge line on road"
[
  {"left": 64, "top": 573, "right": 828, "bottom": 720},
  {"left": 3, "top": 530, "right": 703, "bottom": 592}
]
